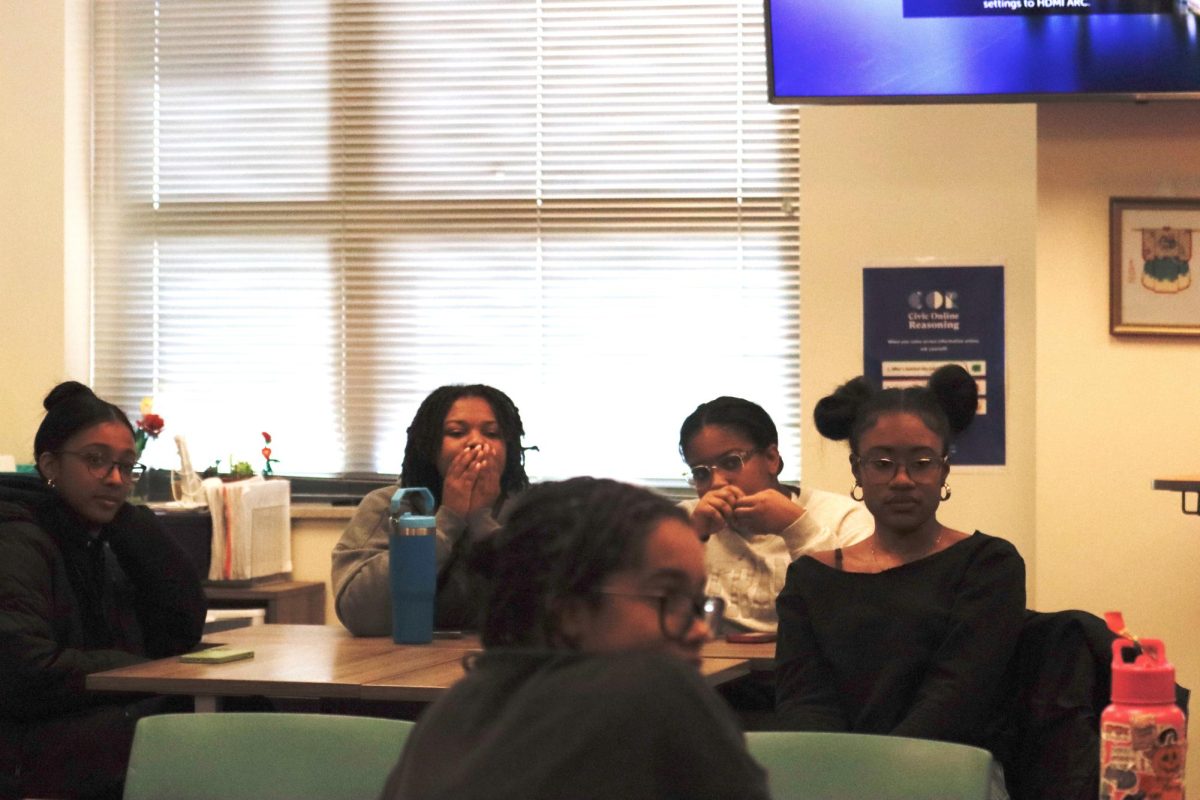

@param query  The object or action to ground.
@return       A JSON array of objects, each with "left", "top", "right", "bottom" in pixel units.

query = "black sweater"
[
  {"left": 383, "top": 649, "right": 770, "bottom": 800},
  {"left": 775, "top": 531, "right": 1025, "bottom": 757},
  {"left": 0, "top": 475, "right": 206, "bottom": 722}
]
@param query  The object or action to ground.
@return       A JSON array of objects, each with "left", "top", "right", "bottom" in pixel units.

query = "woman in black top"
[
  {"left": 0, "top": 382, "right": 206, "bottom": 800},
  {"left": 775, "top": 365, "right": 1024, "bottom": 796}
]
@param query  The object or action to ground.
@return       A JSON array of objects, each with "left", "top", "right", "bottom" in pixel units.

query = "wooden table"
[
  {"left": 1152, "top": 475, "right": 1200, "bottom": 516},
  {"left": 698, "top": 637, "right": 777, "bottom": 671},
  {"left": 360, "top": 647, "right": 752, "bottom": 703},
  {"left": 86, "top": 625, "right": 759, "bottom": 712},
  {"left": 87, "top": 625, "right": 458, "bottom": 712}
]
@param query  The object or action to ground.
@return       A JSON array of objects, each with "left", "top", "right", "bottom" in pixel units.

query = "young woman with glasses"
[
  {"left": 678, "top": 396, "right": 872, "bottom": 634},
  {"left": 332, "top": 384, "right": 530, "bottom": 636},
  {"left": 380, "top": 477, "right": 769, "bottom": 800},
  {"left": 0, "top": 382, "right": 206, "bottom": 799},
  {"left": 775, "top": 364, "right": 1024, "bottom": 798}
]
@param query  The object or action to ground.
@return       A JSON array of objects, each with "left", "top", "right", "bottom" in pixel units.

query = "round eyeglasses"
[
  {"left": 58, "top": 450, "right": 146, "bottom": 483},
  {"left": 685, "top": 450, "right": 759, "bottom": 486},
  {"left": 853, "top": 455, "right": 946, "bottom": 484},
  {"left": 595, "top": 591, "right": 726, "bottom": 640}
]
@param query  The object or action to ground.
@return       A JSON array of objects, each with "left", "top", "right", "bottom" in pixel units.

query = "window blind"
[{"left": 92, "top": 0, "right": 800, "bottom": 485}]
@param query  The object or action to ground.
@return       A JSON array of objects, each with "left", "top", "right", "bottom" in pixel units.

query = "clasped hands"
[
  {"left": 691, "top": 485, "right": 803, "bottom": 539},
  {"left": 440, "top": 443, "right": 503, "bottom": 519}
]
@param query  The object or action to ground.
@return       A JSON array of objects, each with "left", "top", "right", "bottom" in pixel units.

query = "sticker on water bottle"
[
  {"left": 1130, "top": 713, "right": 1158, "bottom": 751},
  {"left": 1101, "top": 722, "right": 1186, "bottom": 800}
]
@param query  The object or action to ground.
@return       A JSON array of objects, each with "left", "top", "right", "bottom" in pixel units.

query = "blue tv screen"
[{"left": 766, "top": 0, "right": 1200, "bottom": 103}]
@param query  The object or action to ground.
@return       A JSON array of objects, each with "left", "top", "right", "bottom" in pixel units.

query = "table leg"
[{"left": 194, "top": 694, "right": 221, "bottom": 713}]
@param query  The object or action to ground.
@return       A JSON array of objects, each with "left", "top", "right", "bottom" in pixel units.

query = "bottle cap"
[
  {"left": 1111, "top": 638, "right": 1176, "bottom": 705},
  {"left": 389, "top": 487, "right": 437, "bottom": 532},
  {"left": 394, "top": 512, "right": 436, "bottom": 529}
]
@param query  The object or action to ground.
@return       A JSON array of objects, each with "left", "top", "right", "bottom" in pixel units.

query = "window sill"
[{"left": 291, "top": 503, "right": 356, "bottom": 522}]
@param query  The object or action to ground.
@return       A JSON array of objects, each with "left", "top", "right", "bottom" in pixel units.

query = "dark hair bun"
[
  {"left": 42, "top": 381, "right": 97, "bottom": 413},
  {"left": 928, "top": 364, "right": 978, "bottom": 435},
  {"left": 813, "top": 376, "right": 874, "bottom": 441}
]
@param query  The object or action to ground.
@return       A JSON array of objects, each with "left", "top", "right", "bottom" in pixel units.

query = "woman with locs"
[{"left": 332, "top": 384, "right": 530, "bottom": 635}]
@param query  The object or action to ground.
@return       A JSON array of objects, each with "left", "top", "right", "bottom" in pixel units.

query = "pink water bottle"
[{"left": 1100, "top": 637, "right": 1186, "bottom": 800}]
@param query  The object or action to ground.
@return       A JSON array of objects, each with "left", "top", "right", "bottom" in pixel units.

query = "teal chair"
[
  {"left": 745, "top": 731, "right": 994, "bottom": 800},
  {"left": 123, "top": 713, "right": 414, "bottom": 800}
]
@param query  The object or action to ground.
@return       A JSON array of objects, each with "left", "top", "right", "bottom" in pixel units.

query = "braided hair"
[
  {"left": 812, "top": 364, "right": 978, "bottom": 455},
  {"left": 469, "top": 477, "right": 687, "bottom": 649},
  {"left": 399, "top": 384, "right": 530, "bottom": 508}
]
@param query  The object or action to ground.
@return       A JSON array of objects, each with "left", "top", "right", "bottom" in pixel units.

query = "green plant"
[{"left": 230, "top": 460, "right": 254, "bottom": 478}]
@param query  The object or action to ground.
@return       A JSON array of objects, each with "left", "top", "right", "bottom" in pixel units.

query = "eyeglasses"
[
  {"left": 853, "top": 455, "right": 946, "bottom": 484},
  {"left": 595, "top": 591, "right": 726, "bottom": 641},
  {"left": 58, "top": 450, "right": 146, "bottom": 483},
  {"left": 685, "top": 450, "right": 759, "bottom": 486}
]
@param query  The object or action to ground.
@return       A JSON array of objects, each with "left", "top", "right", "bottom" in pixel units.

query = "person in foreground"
[
  {"left": 679, "top": 396, "right": 872, "bottom": 633},
  {"left": 379, "top": 477, "right": 770, "bottom": 800},
  {"left": 0, "top": 382, "right": 207, "bottom": 800},
  {"left": 774, "top": 365, "right": 1024, "bottom": 798},
  {"left": 332, "top": 384, "right": 530, "bottom": 635}
]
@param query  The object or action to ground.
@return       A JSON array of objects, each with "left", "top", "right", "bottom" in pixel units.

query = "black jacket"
[
  {"left": 1004, "top": 609, "right": 1190, "bottom": 800},
  {"left": 0, "top": 475, "right": 206, "bottom": 723}
]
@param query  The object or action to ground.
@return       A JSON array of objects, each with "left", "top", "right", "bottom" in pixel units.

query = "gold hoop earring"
[
  {"left": 851, "top": 482, "right": 864, "bottom": 502},
  {"left": 940, "top": 483, "right": 951, "bottom": 501}
]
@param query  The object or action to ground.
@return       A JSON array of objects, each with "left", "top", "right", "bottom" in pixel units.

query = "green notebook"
[{"left": 180, "top": 646, "right": 255, "bottom": 664}]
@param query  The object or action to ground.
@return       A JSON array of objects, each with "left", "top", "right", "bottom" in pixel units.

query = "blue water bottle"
[{"left": 388, "top": 487, "right": 437, "bottom": 644}]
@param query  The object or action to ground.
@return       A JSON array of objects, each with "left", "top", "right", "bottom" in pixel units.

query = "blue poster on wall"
[{"left": 862, "top": 265, "right": 1005, "bottom": 466}]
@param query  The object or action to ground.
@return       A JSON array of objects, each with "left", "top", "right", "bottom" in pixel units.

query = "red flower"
[
  {"left": 262, "top": 432, "right": 272, "bottom": 444},
  {"left": 262, "top": 447, "right": 272, "bottom": 459},
  {"left": 138, "top": 414, "right": 165, "bottom": 438}
]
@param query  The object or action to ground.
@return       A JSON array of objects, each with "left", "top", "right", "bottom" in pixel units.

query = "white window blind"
[{"left": 92, "top": 0, "right": 800, "bottom": 485}]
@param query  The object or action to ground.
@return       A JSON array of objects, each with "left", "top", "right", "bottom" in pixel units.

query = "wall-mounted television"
[{"left": 765, "top": 0, "right": 1200, "bottom": 104}]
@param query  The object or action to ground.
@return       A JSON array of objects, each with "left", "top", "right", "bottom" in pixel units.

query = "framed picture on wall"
[{"left": 1110, "top": 197, "right": 1200, "bottom": 337}]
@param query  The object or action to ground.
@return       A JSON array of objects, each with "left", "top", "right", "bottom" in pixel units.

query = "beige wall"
[
  {"left": 797, "top": 104, "right": 1040, "bottom": 579},
  {"left": 292, "top": 517, "right": 347, "bottom": 627},
  {"left": 0, "top": 0, "right": 88, "bottom": 463},
  {"left": 1036, "top": 102, "right": 1200, "bottom": 734},
  {"left": 1, "top": 1, "right": 65, "bottom": 461}
]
